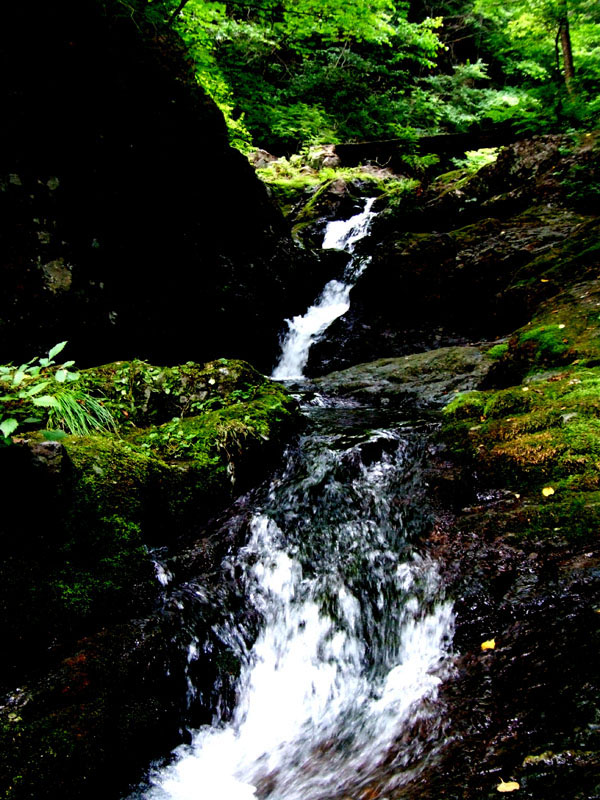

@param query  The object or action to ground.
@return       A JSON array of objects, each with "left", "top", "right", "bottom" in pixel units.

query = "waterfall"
[
  {"left": 133, "top": 414, "right": 454, "bottom": 800},
  {"left": 271, "top": 198, "right": 377, "bottom": 380}
]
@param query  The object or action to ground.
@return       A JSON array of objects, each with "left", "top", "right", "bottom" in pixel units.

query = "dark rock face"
[
  {"left": 413, "top": 501, "right": 600, "bottom": 800},
  {"left": 308, "top": 135, "right": 600, "bottom": 376},
  {"left": 0, "top": 0, "right": 318, "bottom": 372}
]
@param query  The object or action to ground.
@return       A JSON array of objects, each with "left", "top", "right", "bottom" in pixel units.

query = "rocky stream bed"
[{"left": 1, "top": 5, "right": 599, "bottom": 795}]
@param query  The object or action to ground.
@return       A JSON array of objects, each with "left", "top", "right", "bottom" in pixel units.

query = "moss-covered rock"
[
  {"left": 308, "top": 136, "right": 600, "bottom": 376},
  {"left": 0, "top": 357, "right": 300, "bottom": 798},
  {"left": 1, "top": 359, "right": 298, "bottom": 679},
  {"left": 440, "top": 283, "right": 600, "bottom": 546}
]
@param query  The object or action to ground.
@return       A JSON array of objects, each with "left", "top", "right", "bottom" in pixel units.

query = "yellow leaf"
[
  {"left": 481, "top": 638, "right": 496, "bottom": 651},
  {"left": 497, "top": 780, "right": 520, "bottom": 792},
  {"left": 542, "top": 486, "right": 555, "bottom": 497}
]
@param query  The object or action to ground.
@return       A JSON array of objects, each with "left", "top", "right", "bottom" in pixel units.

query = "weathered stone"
[{"left": 314, "top": 346, "right": 494, "bottom": 411}]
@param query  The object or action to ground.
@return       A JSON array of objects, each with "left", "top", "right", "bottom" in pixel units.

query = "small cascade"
[
  {"left": 133, "top": 415, "right": 454, "bottom": 800},
  {"left": 272, "top": 198, "right": 377, "bottom": 380}
]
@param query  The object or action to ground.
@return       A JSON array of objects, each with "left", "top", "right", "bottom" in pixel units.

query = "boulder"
[{"left": 314, "top": 345, "right": 494, "bottom": 411}]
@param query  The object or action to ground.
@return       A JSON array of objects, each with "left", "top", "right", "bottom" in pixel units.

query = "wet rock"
[
  {"left": 290, "top": 178, "right": 367, "bottom": 247},
  {"left": 314, "top": 346, "right": 494, "bottom": 411},
  {"left": 407, "top": 274, "right": 600, "bottom": 800},
  {"left": 248, "top": 148, "right": 279, "bottom": 168},
  {"left": 305, "top": 144, "right": 341, "bottom": 170}
]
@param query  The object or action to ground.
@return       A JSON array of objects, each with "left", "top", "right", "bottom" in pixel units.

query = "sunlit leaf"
[
  {"left": 48, "top": 341, "right": 67, "bottom": 360},
  {"left": 497, "top": 779, "right": 520, "bottom": 792},
  {"left": 481, "top": 638, "right": 496, "bottom": 650},
  {"left": 32, "top": 395, "right": 60, "bottom": 408},
  {"left": 24, "top": 380, "right": 51, "bottom": 397},
  {"left": 542, "top": 486, "right": 555, "bottom": 497},
  {"left": 0, "top": 418, "right": 18, "bottom": 437}
]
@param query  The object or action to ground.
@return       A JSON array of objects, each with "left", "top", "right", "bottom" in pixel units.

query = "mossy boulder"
[
  {"left": 0, "top": 357, "right": 300, "bottom": 799},
  {"left": 440, "top": 284, "right": 600, "bottom": 546},
  {"left": 1, "top": 359, "right": 298, "bottom": 677}
]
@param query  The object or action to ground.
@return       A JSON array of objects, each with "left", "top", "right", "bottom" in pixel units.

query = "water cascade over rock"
[
  {"left": 133, "top": 410, "right": 454, "bottom": 800},
  {"left": 272, "top": 199, "right": 376, "bottom": 380}
]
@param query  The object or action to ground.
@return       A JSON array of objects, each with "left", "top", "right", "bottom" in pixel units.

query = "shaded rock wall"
[{"left": 0, "top": 0, "right": 317, "bottom": 371}]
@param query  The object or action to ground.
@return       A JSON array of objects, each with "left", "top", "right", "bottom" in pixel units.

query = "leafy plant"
[
  {"left": 452, "top": 147, "right": 499, "bottom": 172},
  {"left": 0, "top": 342, "right": 116, "bottom": 442}
]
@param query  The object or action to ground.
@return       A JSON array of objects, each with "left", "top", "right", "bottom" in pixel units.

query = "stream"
[{"left": 130, "top": 203, "right": 456, "bottom": 800}]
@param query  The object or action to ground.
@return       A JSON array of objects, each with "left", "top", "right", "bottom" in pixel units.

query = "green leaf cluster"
[{"left": 0, "top": 343, "right": 116, "bottom": 442}]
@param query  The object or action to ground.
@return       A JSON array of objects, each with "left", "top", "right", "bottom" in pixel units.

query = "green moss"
[
  {"left": 518, "top": 324, "right": 571, "bottom": 364},
  {"left": 257, "top": 160, "right": 418, "bottom": 219},
  {"left": 1, "top": 359, "right": 300, "bottom": 674},
  {"left": 482, "top": 386, "right": 533, "bottom": 418},
  {"left": 442, "top": 359, "right": 600, "bottom": 540},
  {"left": 430, "top": 167, "right": 473, "bottom": 197},
  {"left": 443, "top": 391, "right": 486, "bottom": 420},
  {"left": 78, "top": 358, "right": 279, "bottom": 431},
  {"left": 487, "top": 342, "right": 509, "bottom": 360}
]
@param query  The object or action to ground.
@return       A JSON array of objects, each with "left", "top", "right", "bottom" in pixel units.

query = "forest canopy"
[{"left": 132, "top": 0, "right": 598, "bottom": 153}]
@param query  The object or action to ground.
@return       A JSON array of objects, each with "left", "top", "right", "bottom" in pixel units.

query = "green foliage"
[
  {"left": 452, "top": 147, "right": 499, "bottom": 172},
  {"left": 114, "top": 0, "right": 599, "bottom": 154},
  {"left": 47, "top": 390, "right": 117, "bottom": 437},
  {"left": 163, "top": 0, "right": 445, "bottom": 151},
  {"left": 470, "top": 0, "right": 600, "bottom": 132},
  {"left": 0, "top": 343, "right": 116, "bottom": 443}
]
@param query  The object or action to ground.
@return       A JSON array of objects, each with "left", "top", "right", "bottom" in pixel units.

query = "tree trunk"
[{"left": 558, "top": 14, "right": 575, "bottom": 94}]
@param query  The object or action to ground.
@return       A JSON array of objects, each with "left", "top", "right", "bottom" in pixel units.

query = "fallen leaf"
[
  {"left": 497, "top": 780, "right": 520, "bottom": 792},
  {"left": 542, "top": 486, "right": 555, "bottom": 497},
  {"left": 481, "top": 638, "right": 496, "bottom": 651},
  {"left": 496, "top": 781, "right": 521, "bottom": 792}
]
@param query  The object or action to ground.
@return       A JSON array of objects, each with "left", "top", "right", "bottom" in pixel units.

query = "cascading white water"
[
  {"left": 137, "top": 422, "right": 454, "bottom": 800},
  {"left": 271, "top": 198, "right": 377, "bottom": 380}
]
